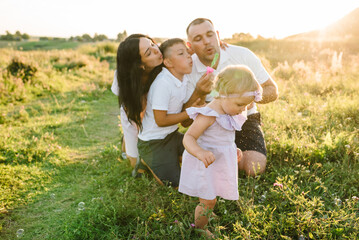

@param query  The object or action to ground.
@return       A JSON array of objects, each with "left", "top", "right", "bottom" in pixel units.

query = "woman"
[
  {"left": 113, "top": 34, "right": 163, "bottom": 170},
  {"left": 112, "top": 34, "right": 218, "bottom": 181}
]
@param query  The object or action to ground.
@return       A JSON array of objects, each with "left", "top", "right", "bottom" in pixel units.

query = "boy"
[{"left": 137, "top": 38, "right": 194, "bottom": 187}]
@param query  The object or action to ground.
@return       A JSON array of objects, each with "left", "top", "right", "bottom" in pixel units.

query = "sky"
[{"left": 1, "top": 0, "right": 359, "bottom": 40}]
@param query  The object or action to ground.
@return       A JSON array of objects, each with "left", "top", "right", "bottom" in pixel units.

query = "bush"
[
  {"left": 0, "top": 49, "right": 113, "bottom": 105},
  {"left": 53, "top": 60, "right": 87, "bottom": 71},
  {"left": 6, "top": 58, "right": 37, "bottom": 82}
]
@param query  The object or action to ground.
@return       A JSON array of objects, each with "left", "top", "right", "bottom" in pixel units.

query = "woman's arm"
[{"left": 183, "top": 114, "right": 216, "bottom": 168}]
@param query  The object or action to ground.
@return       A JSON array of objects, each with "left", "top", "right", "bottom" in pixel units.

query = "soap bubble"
[
  {"left": 303, "top": 211, "right": 312, "bottom": 220},
  {"left": 298, "top": 235, "right": 305, "bottom": 240},
  {"left": 259, "top": 194, "right": 266, "bottom": 203},
  {"left": 16, "top": 229, "right": 24, "bottom": 238},
  {"left": 334, "top": 198, "right": 342, "bottom": 206},
  {"left": 258, "top": 191, "right": 267, "bottom": 203},
  {"left": 78, "top": 202, "right": 85, "bottom": 211}
]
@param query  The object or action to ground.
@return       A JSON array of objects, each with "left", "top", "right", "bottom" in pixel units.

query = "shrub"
[
  {"left": 53, "top": 60, "right": 87, "bottom": 71},
  {"left": 6, "top": 58, "right": 37, "bottom": 82}
]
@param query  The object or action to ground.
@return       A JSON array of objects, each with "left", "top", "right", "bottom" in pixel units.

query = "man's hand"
[
  {"left": 197, "top": 150, "right": 215, "bottom": 168},
  {"left": 195, "top": 73, "right": 214, "bottom": 96}
]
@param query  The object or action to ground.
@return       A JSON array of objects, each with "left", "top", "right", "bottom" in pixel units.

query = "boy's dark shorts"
[
  {"left": 137, "top": 130, "right": 184, "bottom": 187},
  {"left": 235, "top": 113, "right": 267, "bottom": 156}
]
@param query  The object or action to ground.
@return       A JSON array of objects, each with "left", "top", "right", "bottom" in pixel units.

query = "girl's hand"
[{"left": 197, "top": 150, "right": 215, "bottom": 168}]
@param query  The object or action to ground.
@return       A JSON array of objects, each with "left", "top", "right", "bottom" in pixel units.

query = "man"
[{"left": 185, "top": 18, "right": 278, "bottom": 176}]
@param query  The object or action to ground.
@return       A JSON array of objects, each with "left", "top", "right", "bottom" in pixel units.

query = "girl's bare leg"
[{"left": 195, "top": 198, "right": 217, "bottom": 238}]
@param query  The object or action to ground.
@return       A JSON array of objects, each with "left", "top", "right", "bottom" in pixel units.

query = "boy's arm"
[
  {"left": 180, "top": 98, "right": 203, "bottom": 127},
  {"left": 153, "top": 110, "right": 189, "bottom": 127},
  {"left": 183, "top": 114, "right": 216, "bottom": 168},
  {"left": 181, "top": 119, "right": 193, "bottom": 128}
]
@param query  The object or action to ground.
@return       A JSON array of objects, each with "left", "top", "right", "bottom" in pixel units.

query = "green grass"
[
  {"left": 0, "top": 41, "right": 358, "bottom": 239},
  {"left": 0, "top": 40, "right": 81, "bottom": 51}
]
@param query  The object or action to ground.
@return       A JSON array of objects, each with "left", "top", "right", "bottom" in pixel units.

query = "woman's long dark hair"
[{"left": 116, "top": 34, "right": 162, "bottom": 130}]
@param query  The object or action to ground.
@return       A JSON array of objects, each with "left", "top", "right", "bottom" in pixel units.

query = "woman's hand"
[
  {"left": 219, "top": 40, "right": 228, "bottom": 50},
  {"left": 246, "top": 101, "right": 254, "bottom": 110},
  {"left": 237, "top": 148, "right": 242, "bottom": 164},
  {"left": 197, "top": 150, "right": 215, "bottom": 168},
  {"left": 217, "top": 30, "right": 228, "bottom": 50}
]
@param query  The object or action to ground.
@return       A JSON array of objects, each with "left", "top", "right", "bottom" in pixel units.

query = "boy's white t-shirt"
[
  {"left": 138, "top": 67, "right": 188, "bottom": 141},
  {"left": 186, "top": 45, "right": 271, "bottom": 116}
]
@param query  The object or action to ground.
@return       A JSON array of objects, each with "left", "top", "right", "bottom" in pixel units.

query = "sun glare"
[{"left": 0, "top": 0, "right": 358, "bottom": 39}]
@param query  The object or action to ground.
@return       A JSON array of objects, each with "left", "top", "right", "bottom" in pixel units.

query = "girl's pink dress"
[{"left": 178, "top": 107, "right": 246, "bottom": 200}]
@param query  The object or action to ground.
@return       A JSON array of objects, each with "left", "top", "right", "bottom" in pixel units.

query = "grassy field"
[
  {"left": 0, "top": 40, "right": 358, "bottom": 239},
  {"left": 0, "top": 40, "right": 81, "bottom": 51}
]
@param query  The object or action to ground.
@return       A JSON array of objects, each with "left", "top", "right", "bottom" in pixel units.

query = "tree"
[
  {"left": 82, "top": 34, "right": 92, "bottom": 42},
  {"left": 117, "top": 30, "right": 127, "bottom": 42},
  {"left": 21, "top": 33, "right": 30, "bottom": 40},
  {"left": 93, "top": 33, "right": 108, "bottom": 42},
  {"left": 2, "top": 31, "right": 15, "bottom": 41},
  {"left": 75, "top": 36, "right": 83, "bottom": 42},
  {"left": 14, "top": 31, "right": 22, "bottom": 41},
  {"left": 232, "top": 32, "right": 254, "bottom": 41}
]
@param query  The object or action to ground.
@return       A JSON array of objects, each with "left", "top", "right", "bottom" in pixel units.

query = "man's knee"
[{"left": 239, "top": 150, "right": 267, "bottom": 176}]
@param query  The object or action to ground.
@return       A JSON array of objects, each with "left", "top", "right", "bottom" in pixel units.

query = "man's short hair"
[{"left": 186, "top": 18, "right": 214, "bottom": 36}]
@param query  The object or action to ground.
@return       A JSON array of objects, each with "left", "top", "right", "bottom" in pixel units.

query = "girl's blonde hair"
[{"left": 214, "top": 65, "right": 261, "bottom": 96}]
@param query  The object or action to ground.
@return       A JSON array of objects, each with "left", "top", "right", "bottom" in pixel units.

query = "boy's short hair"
[
  {"left": 186, "top": 18, "right": 214, "bottom": 36},
  {"left": 159, "top": 38, "right": 186, "bottom": 59}
]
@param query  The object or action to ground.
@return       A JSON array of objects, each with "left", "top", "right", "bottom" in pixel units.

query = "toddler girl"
[{"left": 178, "top": 65, "right": 262, "bottom": 237}]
